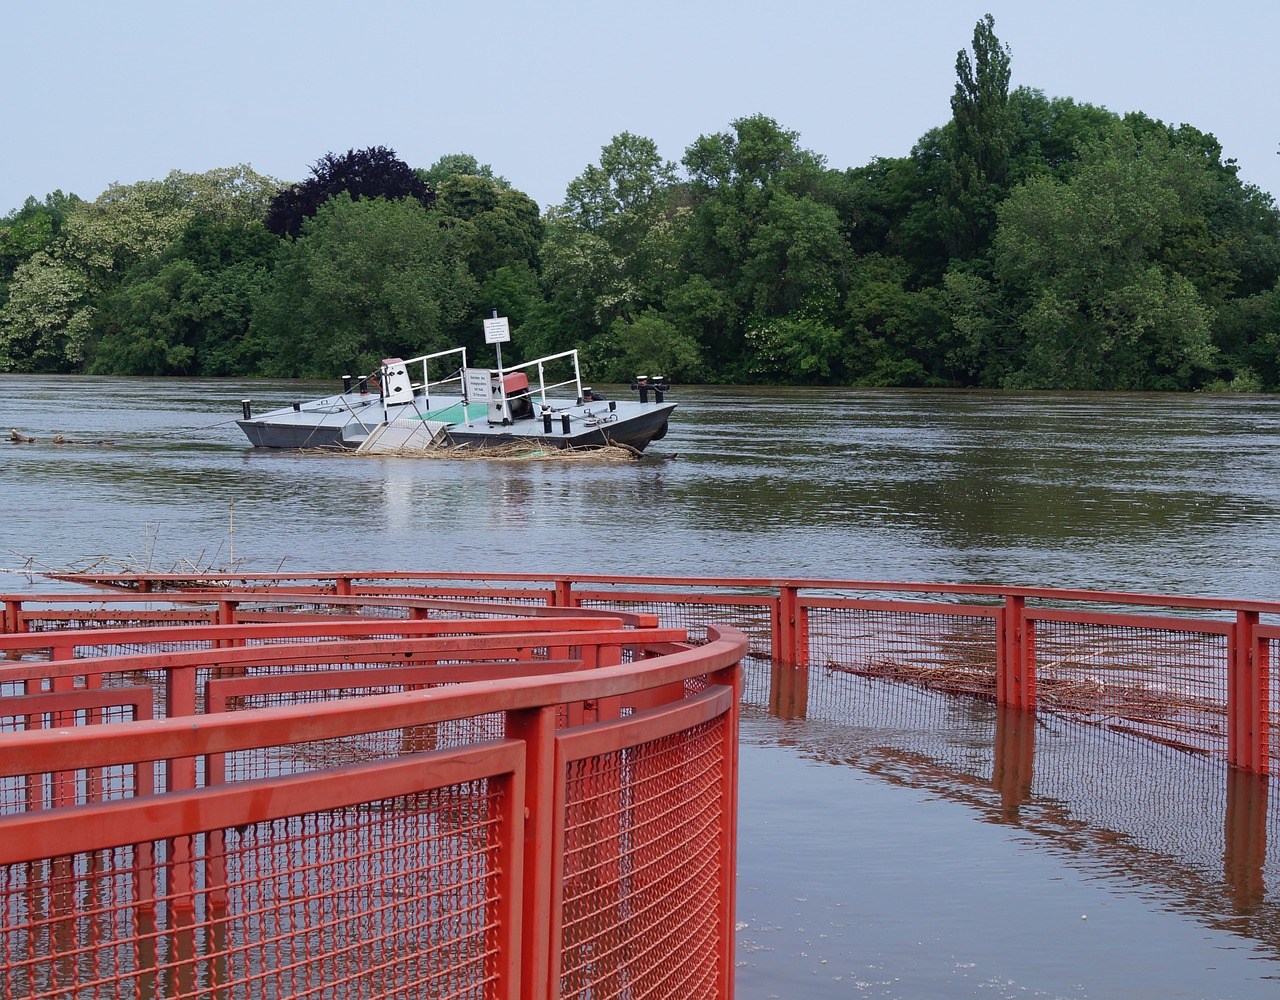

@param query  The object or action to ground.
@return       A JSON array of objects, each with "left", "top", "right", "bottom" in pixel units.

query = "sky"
[{"left": 3, "top": 1, "right": 1278, "bottom": 216}]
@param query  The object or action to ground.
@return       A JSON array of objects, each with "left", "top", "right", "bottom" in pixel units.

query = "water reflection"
[{"left": 751, "top": 659, "right": 1280, "bottom": 970}]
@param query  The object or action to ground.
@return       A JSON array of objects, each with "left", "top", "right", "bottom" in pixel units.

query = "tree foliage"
[
  {"left": 252, "top": 194, "right": 474, "bottom": 377},
  {"left": 265, "top": 147, "right": 434, "bottom": 238},
  {"left": 3, "top": 16, "right": 1280, "bottom": 393},
  {"left": 943, "top": 13, "right": 1013, "bottom": 262}
]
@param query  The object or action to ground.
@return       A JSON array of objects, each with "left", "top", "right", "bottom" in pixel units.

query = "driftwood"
[
  {"left": 9, "top": 429, "right": 114, "bottom": 445},
  {"left": 53, "top": 434, "right": 116, "bottom": 445}
]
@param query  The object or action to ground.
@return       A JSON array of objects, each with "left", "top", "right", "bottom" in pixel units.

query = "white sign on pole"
[
  {"left": 483, "top": 316, "right": 511, "bottom": 344},
  {"left": 464, "top": 368, "right": 494, "bottom": 402}
]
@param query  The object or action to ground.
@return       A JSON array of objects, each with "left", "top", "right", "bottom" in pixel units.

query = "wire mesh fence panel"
[
  {"left": 0, "top": 689, "right": 155, "bottom": 814},
  {"left": 740, "top": 662, "right": 1280, "bottom": 966},
  {"left": 0, "top": 776, "right": 509, "bottom": 1000},
  {"left": 1032, "top": 619, "right": 1229, "bottom": 757},
  {"left": 560, "top": 716, "right": 727, "bottom": 1000},
  {"left": 579, "top": 597, "right": 774, "bottom": 658},
  {"left": 805, "top": 606, "right": 1000, "bottom": 701},
  {"left": 20, "top": 611, "right": 217, "bottom": 635},
  {"left": 216, "top": 717, "right": 508, "bottom": 785}
]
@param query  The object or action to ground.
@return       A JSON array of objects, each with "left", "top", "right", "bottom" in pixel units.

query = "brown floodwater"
[{"left": 6, "top": 375, "right": 1280, "bottom": 997}]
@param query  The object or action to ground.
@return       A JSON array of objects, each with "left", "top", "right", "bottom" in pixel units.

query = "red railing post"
[
  {"left": 215, "top": 601, "right": 240, "bottom": 649},
  {"left": 2, "top": 598, "right": 21, "bottom": 637},
  {"left": 777, "top": 585, "right": 801, "bottom": 667},
  {"left": 553, "top": 579, "right": 575, "bottom": 608},
  {"left": 711, "top": 661, "right": 741, "bottom": 999},
  {"left": 1229, "top": 611, "right": 1266, "bottom": 774},
  {"left": 506, "top": 705, "right": 557, "bottom": 1000},
  {"left": 998, "top": 596, "right": 1033, "bottom": 709}
]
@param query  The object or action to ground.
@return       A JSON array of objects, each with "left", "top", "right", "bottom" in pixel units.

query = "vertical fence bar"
[
  {"left": 554, "top": 579, "right": 575, "bottom": 608},
  {"left": 2, "top": 598, "right": 21, "bottom": 637},
  {"left": 712, "top": 663, "right": 741, "bottom": 1000},
  {"left": 777, "top": 586, "right": 801, "bottom": 667},
  {"left": 491, "top": 761, "right": 527, "bottom": 1000}
]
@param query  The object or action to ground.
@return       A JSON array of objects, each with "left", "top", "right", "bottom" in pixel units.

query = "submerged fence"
[
  {"left": 0, "top": 598, "right": 747, "bottom": 999},
  {"left": 25, "top": 570, "right": 1279, "bottom": 774}
]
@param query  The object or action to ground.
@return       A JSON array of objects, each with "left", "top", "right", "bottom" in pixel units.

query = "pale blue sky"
[{"left": 3, "top": 1, "right": 1277, "bottom": 215}]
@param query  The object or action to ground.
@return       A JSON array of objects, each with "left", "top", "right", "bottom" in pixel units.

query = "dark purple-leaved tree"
[{"left": 265, "top": 146, "right": 436, "bottom": 238}]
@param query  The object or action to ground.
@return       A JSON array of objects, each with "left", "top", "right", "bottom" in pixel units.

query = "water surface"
[{"left": 5, "top": 375, "right": 1280, "bottom": 997}]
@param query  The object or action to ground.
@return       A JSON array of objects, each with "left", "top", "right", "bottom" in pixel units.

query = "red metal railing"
[
  {"left": 31, "top": 571, "right": 1280, "bottom": 774},
  {"left": 5, "top": 571, "right": 1280, "bottom": 995},
  {"left": 0, "top": 606, "right": 747, "bottom": 1000}
]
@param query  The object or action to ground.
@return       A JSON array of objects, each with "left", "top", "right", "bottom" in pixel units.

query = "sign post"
[{"left": 483, "top": 311, "right": 511, "bottom": 373}]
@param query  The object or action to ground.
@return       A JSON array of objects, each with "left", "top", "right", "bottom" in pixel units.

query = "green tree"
[
  {"left": 0, "top": 167, "right": 276, "bottom": 371},
  {"left": 250, "top": 194, "right": 475, "bottom": 377},
  {"left": 422, "top": 153, "right": 507, "bottom": 191},
  {"left": 844, "top": 254, "right": 952, "bottom": 386},
  {"left": 942, "top": 13, "right": 1013, "bottom": 262},
  {"left": 0, "top": 191, "right": 81, "bottom": 282},
  {"left": 435, "top": 174, "right": 542, "bottom": 282},
  {"left": 1212, "top": 278, "right": 1280, "bottom": 390},
  {"left": 582, "top": 308, "right": 704, "bottom": 383},
  {"left": 541, "top": 132, "right": 683, "bottom": 338},
  {"left": 677, "top": 115, "right": 844, "bottom": 380},
  {"left": 986, "top": 122, "right": 1217, "bottom": 389},
  {"left": 88, "top": 217, "right": 278, "bottom": 376}
]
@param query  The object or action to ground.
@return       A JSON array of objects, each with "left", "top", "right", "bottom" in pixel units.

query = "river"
[{"left": 4, "top": 375, "right": 1280, "bottom": 997}]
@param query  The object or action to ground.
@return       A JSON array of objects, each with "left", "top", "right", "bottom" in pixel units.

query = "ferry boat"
[{"left": 235, "top": 345, "right": 675, "bottom": 454}]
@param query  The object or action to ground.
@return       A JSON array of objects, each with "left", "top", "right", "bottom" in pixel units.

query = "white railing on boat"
[
  {"left": 377, "top": 345, "right": 585, "bottom": 424},
  {"left": 500, "top": 349, "right": 585, "bottom": 408},
  {"left": 392, "top": 346, "right": 470, "bottom": 406}
]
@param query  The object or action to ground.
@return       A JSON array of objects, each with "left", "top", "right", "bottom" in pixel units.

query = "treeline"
[{"left": 4, "top": 16, "right": 1280, "bottom": 391}]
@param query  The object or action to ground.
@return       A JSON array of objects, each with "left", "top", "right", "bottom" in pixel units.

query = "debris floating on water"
[
  {"left": 330, "top": 442, "right": 660, "bottom": 463},
  {"left": 9, "top": 429, "right": 115, "bottom": 445}
]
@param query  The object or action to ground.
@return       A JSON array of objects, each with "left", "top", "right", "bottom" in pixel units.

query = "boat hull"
[{"left": 237, "top": 396, "right": 675, "bottom": 454}]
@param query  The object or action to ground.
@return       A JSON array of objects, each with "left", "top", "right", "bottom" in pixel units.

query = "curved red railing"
[{"left": 0, "top": 599, "right": 748, "bottom": 1000}]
